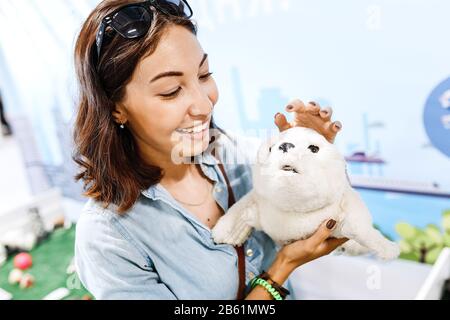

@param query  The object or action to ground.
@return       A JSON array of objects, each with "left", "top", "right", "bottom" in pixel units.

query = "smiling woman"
[
  {"left": 73, "top": 0, "right": 205, "bottom": 214},
  {"left": 73, "top": 0, "right": 344, "bottom": 300}
]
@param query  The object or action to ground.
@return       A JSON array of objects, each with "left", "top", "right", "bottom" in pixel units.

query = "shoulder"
[
  {"left": 74, "top": 201, "right": 171, "bottom": 299},
  {"left": 75, "top": 199, "right": 116, "bottom": 243},
  {"left": 75, "top": 199, "right": 149, "bottom": 264}
]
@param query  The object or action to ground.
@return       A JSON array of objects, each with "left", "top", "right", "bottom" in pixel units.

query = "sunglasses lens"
[
  {"left": 154, "top": 0, "right": 193, "bottom": 18},
  {"left": 112, "top": 6, "right": 152, "bottom": 38}
]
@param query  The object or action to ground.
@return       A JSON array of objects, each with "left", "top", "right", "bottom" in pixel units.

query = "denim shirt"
[{"left": 75, "top": 132, "right": 296, "bottom": 300}]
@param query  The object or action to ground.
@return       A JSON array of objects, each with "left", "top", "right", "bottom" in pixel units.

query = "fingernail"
[
  {"left": 326, "top": 219, "right": 337, "bottom": 229},
  {"left": 274, "top": 112, "right": 281, "bottom": 119},
  {"left": 286, "top": 105, "right": 294, "bottom": 110},
  {"left": 309, "top": 101, "right": 317, "bottom": 106},
  {"left": 334, "top": 122, "right": 342, "bottom": 129}
]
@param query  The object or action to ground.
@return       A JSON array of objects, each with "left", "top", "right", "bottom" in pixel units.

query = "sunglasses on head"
[{"left": 95, "top": 0, "right": 193, "bottom": 67}]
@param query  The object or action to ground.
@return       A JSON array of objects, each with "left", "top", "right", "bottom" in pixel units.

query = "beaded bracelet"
[
  {"left": 250, "top": 277, "right": 283, "bottom": 300},
  {"left": 259, "top": 271, "right": 290, "bottom": 299}
]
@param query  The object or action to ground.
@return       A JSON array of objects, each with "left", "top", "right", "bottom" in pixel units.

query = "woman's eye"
[
  {"left": 308, "top": 145, "right": 320, "bottom": 153},
  {"left": 158, "top": 73, "right": 213, "bottom": 99},
  {"left": 160, "top": 87, "right": 182, "bottom": 99},
  {"left": 200, "top": 72, "right": 213, "bottom": 80}
]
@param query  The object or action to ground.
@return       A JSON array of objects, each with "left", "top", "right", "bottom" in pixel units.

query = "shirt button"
[
  {"left": 248, "top": 272, "right": 255, "bottom": 279},
  {"left": 246, "top": 249, "right": 254, "bottom": 257},
  {"left": 214, "top": 186, "right": 223, "bottom": 193}
]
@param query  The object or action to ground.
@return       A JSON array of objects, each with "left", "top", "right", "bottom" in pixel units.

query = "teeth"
[
  {"left": 176, "top": 122, "right": 208, "bottom": 134},
  {"left": 178, "top": 128, "right": 194, "bottom": 134}
]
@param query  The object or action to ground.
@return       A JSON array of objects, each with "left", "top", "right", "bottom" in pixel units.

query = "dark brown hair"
[{"left": 73, "top": 0, "right": 198, "bottom": 213}]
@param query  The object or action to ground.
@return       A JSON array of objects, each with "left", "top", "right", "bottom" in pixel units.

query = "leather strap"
[{"left": 217, "top": 162, "right": 246, "bottom": 300}]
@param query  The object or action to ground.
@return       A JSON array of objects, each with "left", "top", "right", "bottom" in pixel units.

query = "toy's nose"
[{"left": 279, "top": 142, "right": 295, "bottom": 153}]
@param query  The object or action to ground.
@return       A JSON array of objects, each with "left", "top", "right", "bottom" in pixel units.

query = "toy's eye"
[{"left": 308, "top": 145, "right": 320, "bottom": 153}]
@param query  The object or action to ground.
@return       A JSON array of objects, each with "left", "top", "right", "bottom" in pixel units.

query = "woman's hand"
[
  {"left": 274, "top": 99, "right": 342, "bottom": 143},
  {"left": 246, "top": 219, "right": 348, "bottom": 300},
  {"left": 278, "top": 219, "right": 348, "bottom": 271}
]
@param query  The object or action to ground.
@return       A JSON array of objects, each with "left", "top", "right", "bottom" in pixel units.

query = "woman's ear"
[{"left": 112, "top": 103, "right": 128, "bottom": 125}]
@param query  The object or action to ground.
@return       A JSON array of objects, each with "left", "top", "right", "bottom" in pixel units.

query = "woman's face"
[{"left": 116, "top": 24, "right": 219, "bottom": 163}]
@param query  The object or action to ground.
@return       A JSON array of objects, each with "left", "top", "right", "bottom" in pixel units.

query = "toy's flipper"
[{"left": 211, "top": 191, "right": 258, "bottom": 246}]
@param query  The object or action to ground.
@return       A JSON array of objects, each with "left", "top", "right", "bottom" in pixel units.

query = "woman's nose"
[{"left": 188, "top": 87, "right": 213, "bottom": 116}]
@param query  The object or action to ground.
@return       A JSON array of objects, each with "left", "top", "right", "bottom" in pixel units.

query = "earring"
[{"left": 120, "top": 123, "right": 125, "bottom": 129}]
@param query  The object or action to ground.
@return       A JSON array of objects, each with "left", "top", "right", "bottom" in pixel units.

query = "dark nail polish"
[
  {"left": 287, "top": 105, "right": 294, "bottom": 110},
  {"left": 309, "top": 101, "right": 317, "bottom": 106},
  {"left": 326, "top": 219, "right": 336, "bottom": 229}
]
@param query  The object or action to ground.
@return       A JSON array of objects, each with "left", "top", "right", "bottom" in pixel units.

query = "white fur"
[{"left": 212, "top": 127, "right": 400, "bottom": 260}]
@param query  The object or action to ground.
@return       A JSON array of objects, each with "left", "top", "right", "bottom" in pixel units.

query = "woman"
[{"left": 74, "top": 0, "right": 347, "bottom": 300}]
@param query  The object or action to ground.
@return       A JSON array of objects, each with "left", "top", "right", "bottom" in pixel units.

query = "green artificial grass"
[{"left": 0, "top": 225, "right": 92, "bottom": 300}]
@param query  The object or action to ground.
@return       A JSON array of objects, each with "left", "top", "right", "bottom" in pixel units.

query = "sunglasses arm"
[{"left": 95, "top": 21, "right": 107, "bottom": 64}]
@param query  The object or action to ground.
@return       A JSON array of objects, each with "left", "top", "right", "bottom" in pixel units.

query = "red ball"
[{"left": 13, "top": 253, "right": 33, "bottom": 270}]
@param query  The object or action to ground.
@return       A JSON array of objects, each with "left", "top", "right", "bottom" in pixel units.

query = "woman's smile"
[{"left": 175, "top": 119, "right": 210, "bottom": 140}]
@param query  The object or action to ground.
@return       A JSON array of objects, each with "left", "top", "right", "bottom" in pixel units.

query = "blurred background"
[{"left": 0, "top": 0, "right": 449, "bottom": 300}]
